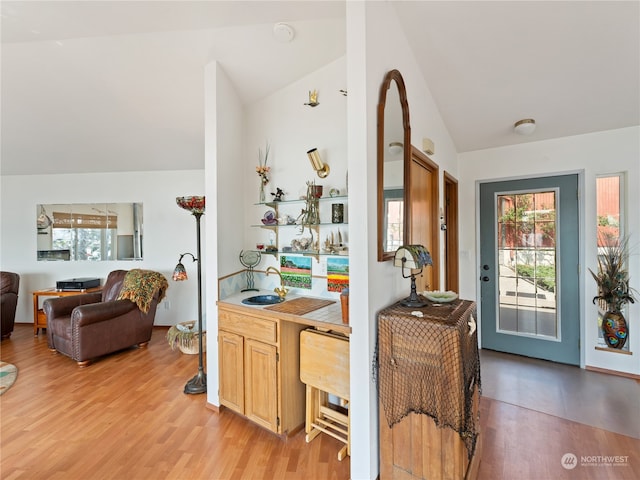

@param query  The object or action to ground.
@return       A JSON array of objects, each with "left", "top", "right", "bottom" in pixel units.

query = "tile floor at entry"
[{"left": 480, "top": 349, "right": 639, "bottom": 440}]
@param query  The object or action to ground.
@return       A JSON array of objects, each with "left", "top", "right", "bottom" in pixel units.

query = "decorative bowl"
[
  {"left": 423, "top": 290, "right": 458, "bottom": 303},
  {"left": 176, "top": 196, "right": 205, "bottom": 214}
]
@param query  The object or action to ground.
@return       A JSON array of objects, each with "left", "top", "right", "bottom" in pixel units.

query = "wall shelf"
[
  {"left": 253, "top": 222, "right": 348, "bottom": 229},
  {"left": 253, "top": 196, "right": 348, "bottom": 260},
  {"left": 255, "top": 195, "right": 348, "bottom": 207}
]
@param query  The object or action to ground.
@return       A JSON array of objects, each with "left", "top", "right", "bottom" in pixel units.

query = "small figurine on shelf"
[
  {"left": 323, "top": 230, "right": 349, "bottom": 255},
  {"left": 271, "top": 187, "right": 285, "bottom": 202},
  {"left": 285, "top": 214, "right": 297, "bottom": 225}
]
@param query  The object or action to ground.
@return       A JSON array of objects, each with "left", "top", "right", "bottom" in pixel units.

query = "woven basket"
[{"left": 168, "top": 321, "right": 206, "bottom": 355}]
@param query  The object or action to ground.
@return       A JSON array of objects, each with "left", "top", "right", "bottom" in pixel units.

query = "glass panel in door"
[{"left": 497, "top": 192, "right": 558, "bottom": 339}]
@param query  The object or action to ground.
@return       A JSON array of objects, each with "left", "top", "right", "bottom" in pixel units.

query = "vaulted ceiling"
[{"left": 2, "top": 1, "right": 638, "bottom": 175}]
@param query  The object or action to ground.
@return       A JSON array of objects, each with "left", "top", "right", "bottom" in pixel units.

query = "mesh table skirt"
[{"left": 376, "top": 299, "right": 480, "bottom": 458}]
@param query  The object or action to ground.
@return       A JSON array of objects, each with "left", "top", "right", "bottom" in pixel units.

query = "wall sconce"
[
  {"left": 307, "top": 148, "right": 330, "bottom": 178},
  {"left": 304, "top": 90, "right": 319, "bottom": 107},
  {"left": 388, "top": 142, "right": 403, "bottom": 155},
  {"left": 422, "top": 138, "right": 435, "bottom": 156}
]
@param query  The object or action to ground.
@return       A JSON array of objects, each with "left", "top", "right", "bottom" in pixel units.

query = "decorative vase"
[
  {"left": 310, "top": 185, "right": 323, "bottom": 199},
  {"left": 259, "top": 182, "right": 266, "bottom": 203},
  {"left": 332, "top": 203, "right": 344, "bottom": 223},
  {"left": 601, "top": 310, "right": 628, "bottom": 349}
]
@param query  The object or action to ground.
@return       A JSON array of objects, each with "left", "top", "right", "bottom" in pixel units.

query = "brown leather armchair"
[
  {"left": 1, "top": 271, "right": 20, "bottom": 339},
  {"left": 44, "top": 270, "right": 167, "bottom": 366}
]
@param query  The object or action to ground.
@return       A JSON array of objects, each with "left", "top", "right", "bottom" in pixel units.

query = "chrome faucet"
[{"left": 266, "top": 266, "right": 289, "bottom": 300}]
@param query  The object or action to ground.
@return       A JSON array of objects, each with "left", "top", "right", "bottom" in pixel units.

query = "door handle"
[{"left": 481, "top": 276, "right": 490, "bottom": 282}]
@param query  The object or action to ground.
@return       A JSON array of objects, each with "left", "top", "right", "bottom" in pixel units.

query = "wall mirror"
[
  {"left": 36, "top": 203, "right": 143, "bottom": 261},
  {"left": 377, "top": 69, "right": 411, "bottom": 261}
]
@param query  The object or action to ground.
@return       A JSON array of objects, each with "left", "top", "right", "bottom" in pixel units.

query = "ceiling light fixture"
[
  {"left": 388, "top": 142, "right": 403, "bottom": 155},
  {"left": 514, "top": 118, "right": 536, "bottom": 135},
  {"left": 273, "top": 22, "right": 295, "bottom": 43}
]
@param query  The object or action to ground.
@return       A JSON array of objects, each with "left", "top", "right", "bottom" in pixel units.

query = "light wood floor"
[{"left": 2, "top": 324, "right": 639, "bottom": 479}]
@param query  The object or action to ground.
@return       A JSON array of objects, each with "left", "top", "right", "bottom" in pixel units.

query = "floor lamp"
[{"left": 174, "top": 196, "right": 206, "bottom": 395}]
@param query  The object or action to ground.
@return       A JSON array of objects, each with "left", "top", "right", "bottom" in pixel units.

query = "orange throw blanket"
[{"left": 117, "top": 269, "right": 168, "bottom": 313}]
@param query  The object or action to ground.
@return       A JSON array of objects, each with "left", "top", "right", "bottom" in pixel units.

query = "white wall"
[
  {"left": 459, "top": 126, "right": 640, "bottom": 375},
  {"left": 0, "top": 170, "right": 204, "bottom": 327},
  {"left": 345, "top": 3, "right": 462, "bottom": 478},
  {"left": 204, "top": 61, "right": 246, "bottom": 408},
  {"left": 244, "top": 56, "right": 348, "bottom": 273}
]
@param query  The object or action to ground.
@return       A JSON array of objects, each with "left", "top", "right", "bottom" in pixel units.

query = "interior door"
[
  {"left": 409, "top": 146, "right": 439, "bottom": 292},
  {"left": 479, "top": 175, "right": 580, "bottom": 365}
]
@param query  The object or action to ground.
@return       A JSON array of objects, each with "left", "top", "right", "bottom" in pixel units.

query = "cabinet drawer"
[{"left": 219, "top": 309, "right": 277, "bottom": 344}]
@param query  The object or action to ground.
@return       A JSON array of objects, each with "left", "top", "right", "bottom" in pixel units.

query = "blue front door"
[{"left": 479, "top": 174, "right": 580, "bottom": 365}]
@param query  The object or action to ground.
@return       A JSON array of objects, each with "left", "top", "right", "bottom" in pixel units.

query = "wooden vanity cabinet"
[
  {"left": 218, "top": 330, "right": 245, "bottom": 413},
  {"left": 218, "top": 305, "right": 307, "bottom": 436}
]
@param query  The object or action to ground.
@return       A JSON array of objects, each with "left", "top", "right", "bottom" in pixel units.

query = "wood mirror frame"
[{"left": 377, "top": 69, "right": 411, "bottom": 261}]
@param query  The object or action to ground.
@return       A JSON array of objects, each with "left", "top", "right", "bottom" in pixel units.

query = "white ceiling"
[{"left": 1, "top": 1, "right": 638, "bottom": 175}]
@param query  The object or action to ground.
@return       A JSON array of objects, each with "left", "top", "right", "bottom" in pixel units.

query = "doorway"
[
  {"left": 408, "top": 146, "right": 439, "bottom": 292},
  {"left": 479, "top": 174, "right": 580, "bottom": 365},
  {"left": 444, "top": 172, "right": 459, "bottom": 293}
]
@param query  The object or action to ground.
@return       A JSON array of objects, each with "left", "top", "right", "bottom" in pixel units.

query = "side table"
[
  {"left": 32, "top": 287, "right": 102, "bottom": 336},
  {"left": 377, "top": 299, "right": 481, "bottom": 480}
]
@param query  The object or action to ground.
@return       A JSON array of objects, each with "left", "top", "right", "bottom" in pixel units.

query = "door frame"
[
  {"left": 444, "top": 171, "right": 459, "bottom": 293},
  {"left": 475, "top": 170, "right": 586, "bottom": 367}
]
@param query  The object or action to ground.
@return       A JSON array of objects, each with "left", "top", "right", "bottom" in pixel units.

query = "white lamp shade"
[{"left": 394, "top": 245, "right": 433, "bottom": 270}]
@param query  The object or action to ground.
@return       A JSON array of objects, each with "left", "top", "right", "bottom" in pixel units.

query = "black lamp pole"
[{"left": 184, "top": 211, "right": 206, "bottom": 395}]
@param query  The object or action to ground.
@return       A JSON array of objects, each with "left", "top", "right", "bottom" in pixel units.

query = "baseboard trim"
[
  {"left": 585, "top": 364, "right": 640, "bottom": 380},
  {"left": 594, "top": 345, "right": 633, "bottom": 355}
]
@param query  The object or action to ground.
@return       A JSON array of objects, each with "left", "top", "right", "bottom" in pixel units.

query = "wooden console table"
[
  {"left": 377, "top": 299, "right": 481, "bottom": 480},
  {"left": 32, "top": 287, "right": 102, "bottom": 336}
]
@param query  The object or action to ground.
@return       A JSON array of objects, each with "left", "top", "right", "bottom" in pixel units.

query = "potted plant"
[
  {"left": 166, "top": 321, "right": 206, "bottom": 354},
  {"left": 589, "top": 234, "right": 637, "bottom": 349}
]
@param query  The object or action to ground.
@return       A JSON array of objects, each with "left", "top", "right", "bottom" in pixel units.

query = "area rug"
[{"left": 0, "top": 361, "right": 18, "bottom": 395}]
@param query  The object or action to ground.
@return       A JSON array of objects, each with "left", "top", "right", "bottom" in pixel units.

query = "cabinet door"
[
  {"left": 219, "top": 330, "right": 244, "bottom": 414},
  {"left": 244, "top": 339, "right": 278, "bottom": 433}
]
